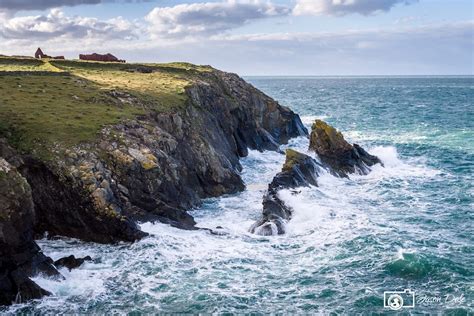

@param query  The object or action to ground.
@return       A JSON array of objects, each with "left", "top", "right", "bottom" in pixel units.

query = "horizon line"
[{"left": 242, "top": 74, "right": 474, "bottom": 77}]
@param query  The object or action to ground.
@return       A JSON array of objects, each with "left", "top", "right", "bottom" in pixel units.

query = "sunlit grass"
[
  {"left": 0, "top": 56, "right": 62, "bottom": 72},
  {"left": 0, "top": 57, "right": 213, "bottom": 159}
]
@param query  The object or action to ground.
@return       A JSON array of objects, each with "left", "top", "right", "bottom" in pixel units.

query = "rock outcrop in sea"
[
  {"left": 309, "top": 119, "right": 382, "bottom": 177},
  {"left": 54, "top": 255, "right": 93, "bottom": 271},
  {"left": 249, "top": 149, "right": 322, "bottom": 236},
  {"left": 0, "top": 67, "right": 307, "bottom": 305},
  {"left": 250, "top": 120, "right": 383, "bottom": 236}
]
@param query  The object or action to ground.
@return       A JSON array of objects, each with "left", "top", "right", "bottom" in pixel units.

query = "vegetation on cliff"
[{"left": 0, "top": 57, "right": 211, "bottom": 159}]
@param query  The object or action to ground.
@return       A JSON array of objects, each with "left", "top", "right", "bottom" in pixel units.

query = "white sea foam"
[
  {"left": 361, "top": 146, "right": 440, "bottom": 179},
  {"left": 278, "top": 177, "right": 374, "bottom": 241},
  {"left": 396, "top": 247, "right": 417, "bottom": 260},
  {"left": 32, "top": 264, "right": 106, "bottom": 298},
  {"left": 300, "top": 115, "right": 329, "bottom": 126}
]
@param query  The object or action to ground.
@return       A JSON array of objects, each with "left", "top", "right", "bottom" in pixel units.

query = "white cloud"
[
  {"left": 293, "top": 0, "right": 418, "bottom": 16},
  {"left": 0, "top": 9, "right": 139, "bottom": 40},
  {"left": 147, "top": 21, "right": 473, "bottom": 75},
  {"left": 145, "top": 0, "right": 290, "bottom": 38}
]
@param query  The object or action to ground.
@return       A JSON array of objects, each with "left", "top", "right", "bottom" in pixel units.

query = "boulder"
[
  {"left": 249, "top": 149, "right": 321, "bottom": 236},
  {"left": 309, "top": 120, "right": 382, "bottom": 177}
]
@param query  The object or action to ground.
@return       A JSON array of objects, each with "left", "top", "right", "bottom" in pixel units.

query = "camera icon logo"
[{"left": 383, "top": 289, "right": 415, "bottom": 310}]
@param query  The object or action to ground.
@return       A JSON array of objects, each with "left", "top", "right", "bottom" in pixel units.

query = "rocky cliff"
[
  {"left": 1, "top": 66, "right": 306, "bottom": 244},
  {"left": 0, "top": 60, "right": 307, "bottom": 304}
]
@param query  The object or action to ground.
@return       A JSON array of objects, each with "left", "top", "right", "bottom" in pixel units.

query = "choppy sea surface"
[{"left": 4, "top": 76, "right": 473, "bottom": 314}]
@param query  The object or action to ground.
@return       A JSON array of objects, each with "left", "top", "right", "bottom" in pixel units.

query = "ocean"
[{"left": 4, "top": 76, "right": 473, "bottom": 314}]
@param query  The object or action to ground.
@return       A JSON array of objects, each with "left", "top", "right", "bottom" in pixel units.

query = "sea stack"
[
  {"left": 249, "top": 149, "right": 321, "bottom": 236},
  {"left": 309, "top": 119, "right": 382, "bottom": 177}
]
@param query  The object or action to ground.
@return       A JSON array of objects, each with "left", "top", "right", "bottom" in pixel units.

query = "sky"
[{"left": 0, "top": 0, "right": 472, "bottom": 75}]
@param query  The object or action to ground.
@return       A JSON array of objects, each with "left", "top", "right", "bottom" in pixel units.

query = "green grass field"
[
  {"left": 0, "top": 56, "right": 62, "bottom": 72},
  {"left": 0, "top": 57, "right": 212, "bottom": 159}
]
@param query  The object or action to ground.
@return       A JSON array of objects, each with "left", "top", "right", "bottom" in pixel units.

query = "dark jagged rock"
[
  {"left": 4, "top": 271, "right": 51, "bottom": 304},
  {"left": 309, "top": 119, "right": 382, "bottom": 177},
  {"left": 54, "top": 255, "right": 92, "bottom": 271},
  {"left": 274, "top": 149, "right": 320, "bottom": 188},
  {"left": 19, "top": 156, "right": 148, "bottom": 244},
  {"left": 250, "top": 149, "right": 321, "bottom": 236},
  {"left": 0, "top": 158, "right": 59, "bottom": 306},
  {"left": 250, "top": 122, "right": 383, "bottom": 237}
]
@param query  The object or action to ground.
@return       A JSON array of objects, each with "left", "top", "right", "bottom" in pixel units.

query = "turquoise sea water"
[{"left": 3, "top": 76, "right": 473, "bottom": 314}]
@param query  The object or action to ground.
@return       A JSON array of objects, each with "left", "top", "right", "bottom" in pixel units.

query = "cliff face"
[
  {"left": 0, "top": 157, "right": 58, "bottom": 305},
  {"left": 1, "top": 67, "right": 307, "bottom": 245}
]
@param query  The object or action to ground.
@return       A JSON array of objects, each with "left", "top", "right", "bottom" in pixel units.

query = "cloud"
[
  {"left": 145, "top": 0, "right": 290, "bottom": 38},
  {"left": 0, "top": 9, "right": 138, "bottom": 40},
  {"left": 0, "top": 0, "right": 149, "bottom": 12},
  {"left": 166, "top": 21, "right": 472, "bottom": 75},
  {"left": 293, "top": 0, "right": 418, "bottom": 16}
]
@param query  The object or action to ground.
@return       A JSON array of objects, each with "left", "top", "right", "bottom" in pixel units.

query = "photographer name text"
[{"left": 417, "top": 293, "right": 466, "bottom": 306}]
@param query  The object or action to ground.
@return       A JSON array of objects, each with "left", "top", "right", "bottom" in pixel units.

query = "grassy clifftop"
[{"left": 0, "top": 57, "right": 213, "bottom": 158}]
